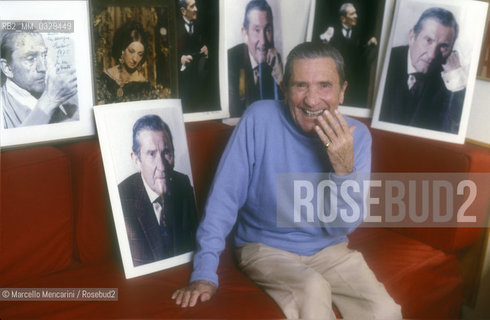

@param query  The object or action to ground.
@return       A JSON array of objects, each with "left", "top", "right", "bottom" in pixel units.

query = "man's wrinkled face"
[
  {"left": 6, "top": 34, "right": 47, "bottom": 97},
  {"left": 342, "top": 5, "right": 358, "bottom": 28},
  {"left": 286, "top": 57, "right": 347, "bottom": 134},
  {"left": 243, "top": 9, "right": 273, "bottom": 64},
  {"left": 182, "top": 0, "right": 198, "bottom": 22},
  {"left": 409, "top": 18, "right": 455, "bottom": 73},
  {"left": 133, "top": 129, "right": 174, "bottom": 196}
]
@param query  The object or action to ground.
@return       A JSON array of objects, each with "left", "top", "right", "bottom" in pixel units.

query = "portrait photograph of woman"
[
  {"left": 100, "top": 21, "right": 153, "bottom": 102},
  {"left": 92, "top": 1, "right": 176, "bottom": 105}
]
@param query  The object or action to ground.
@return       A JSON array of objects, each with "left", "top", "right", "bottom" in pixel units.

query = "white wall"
[{"left": 466, "top": 80, "right": 490, "bottom": 145}]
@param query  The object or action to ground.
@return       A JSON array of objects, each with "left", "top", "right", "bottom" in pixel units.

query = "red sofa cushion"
[
  {"left": 349, "top": 228, "right": 462, "bottom": 318},
  {"left": 0, "top": 146, "right": 74, "bottom": 286},
  {"left": 0, "top": 250, "right": 283, "bottom": 319},
  {"left": 58, "top": 140, "right": 116, "bottom": 263}
]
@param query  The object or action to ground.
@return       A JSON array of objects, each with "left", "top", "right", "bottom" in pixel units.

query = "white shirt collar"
[
  {"left": 407, "top": 47, "right": 417, "bottom": 75},
  {"left": 141, "top": 173, "right": 163, "bottom": 224},
  {"left": 141, "top": 173, "right": 161, "bottom": 203},
  {"left": 183, "top": 17, "right": 193, "bottom": 33},
  {"left": 248, "top": 49, "right": 259, "bottom": 70},
  {"left": 5, "top": 79, "right": 38, "bottom": 111}
]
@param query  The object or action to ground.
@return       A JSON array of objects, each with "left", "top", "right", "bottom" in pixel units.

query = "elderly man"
[
  {"left": 379, "top": 7, "right": 465, "bottom": 133},
  {"left": 228, "top": 0, "right": 283, "bottom": 117},
  {"left": 319, "top": 3, "right": 377, "bottom": 106},
  {"left": 118, "top": 114, "right": 197, "bottom": 266},
  {"left": 0, "top": 32, "right": 78, "bottom": 129},
  {"left": 172, "top": 42, "right": 401, "bottom": 319},
  {"left": 177, "top": 0, "right": 209, "bottom": 113}
]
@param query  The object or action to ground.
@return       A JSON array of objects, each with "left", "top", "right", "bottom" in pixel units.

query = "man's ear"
[
  {"left": 0, "top": 59, "right": 13, "bottom": 78},
  {"left": 339, "top": 81, "right": 348, "bottom": 105},
  {"left": 408, "top": 28, "right": 415, "bottom": 46},
  {"left": 180, "top": 7, "right": 186, "bottom": 16},
  {"left": 131, "top": 152, "right": 141, "bottom": 172},
  {"left": 242, "top": 27, "right": 249, "bottom": 43},
  {"left": 280, "top": 82, "right": 288, "bottom": 104}
]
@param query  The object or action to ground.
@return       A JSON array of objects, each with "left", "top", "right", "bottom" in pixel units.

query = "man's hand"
[
  {"left": 37, "top": 68, "right": 77, "bottom": 116},
  {"left": 314, "top": 109, "right": 355, "bottom": 176},
  {"left": 366, "top": 36, "right": 378, "bottom": 46},
  {"left": 266, "top": 48, "right": 283, "bottom": 85},
  {"left": 172, "top": 280, "right": 217, "bottom": 308},
  {"left": 442, "top": 50, "right": 461, "bottom": 72},
  {"left": 200, "top": 45, "right": 208, "bottom": 58},
  {"left": 319, "top": 26, "right": 334, "bottom": 43},
  {"left": 181, "top": 55, "right": 193, "bottom": 67}
]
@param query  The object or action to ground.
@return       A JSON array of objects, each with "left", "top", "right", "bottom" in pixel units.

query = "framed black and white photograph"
[
  {"left": 223, "top": 0, "right": 316, "bottom": 120},
  {"left": 312, "top": 0, "right": 385, "bottom": 117},
  {"left": 0, "top": 0, "right": 94, "bottom": 148},
  {"left": 95, "top": 99, "right": 197, "bottom": 279},
  {"left": 372, "top": 0, "right": 488, "bottom": 144}
]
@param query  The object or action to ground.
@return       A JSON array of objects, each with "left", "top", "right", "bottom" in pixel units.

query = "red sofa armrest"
[{"left": 368, "top": 127, "right": 490, "bottom": 253}]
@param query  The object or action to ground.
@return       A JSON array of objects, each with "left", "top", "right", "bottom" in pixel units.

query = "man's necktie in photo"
[
  {"left": 407, "top": 73, "right": 423, "bottom": 96},
  {"left": 154, "top": 197, "right": 172, "bottom": 256},
  {"left": 253, "top": 63, "right": 280, "bottom": 100},
  {"left": 185, "top": 22, "right": 194, "bottom": 35}
]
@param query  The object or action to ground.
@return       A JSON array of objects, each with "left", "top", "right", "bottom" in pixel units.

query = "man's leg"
[
  {"left": 235, "top": 242, "right": 336, "bottom": 319},
  {"left": 307, "top": 242, "right": 402, "bottom": 320}
]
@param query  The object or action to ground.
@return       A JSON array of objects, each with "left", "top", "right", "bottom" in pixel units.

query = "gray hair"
[
  {"left": 243, "top": 0, "right": 273, "bottom": 31},
  {"left": 339, "top": 3, "right": 355, "bottom": 18},
  {"left": 178, "top": 0, "right": 188, "bottom": 10},
  {"left": 283, "top": 42, "right": 345, "bottom": 88},
  {"left": 132, "top": 114, "right": 173, "bottom": 158},
  {"left": 413, "top": 7, "right": 459, "bottom": 43},
  {"left": 1, "top": 32, "right": 44, "bottom": 63},
  {"left": 0, "top": 33, "right": 45, "bottom": 84}
]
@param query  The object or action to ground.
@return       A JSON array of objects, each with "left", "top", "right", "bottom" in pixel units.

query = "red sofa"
[{"left": 1, "top": 120, "right": 488, "bottom": 319}]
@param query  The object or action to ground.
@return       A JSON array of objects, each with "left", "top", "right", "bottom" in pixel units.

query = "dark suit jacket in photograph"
[
  {"left": 228, "top": 43, "right": 283, "bottom": 117},
  {"left": 118, "top": 171, "right": 198, "bottom": 267},
  {"left": 177, "top": 17, "right": 209, "bottom": 113},
  {"left": 379, "top": 45, "right": 465, "bottom": 133},
  {"left": 328, "top": 23, "right": 370, "bottom": 106}
]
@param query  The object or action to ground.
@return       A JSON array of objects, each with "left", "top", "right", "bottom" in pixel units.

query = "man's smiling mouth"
[{"left": 302, "top": 108, "right": 325, "bottom": 116}]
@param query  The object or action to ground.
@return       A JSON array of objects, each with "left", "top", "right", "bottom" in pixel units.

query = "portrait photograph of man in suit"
[
  {"left": 227, "top": 0, "right": 284, "bottom": 117},
  {"left": 176, "top": 0, "right": 220, "bottom": 114},
  {"left": 315, "top": 0, "right": 380, "bottom": 108},
  {"left": 378, "top": 5, "right": 467, "bottom": 134},
  {"left": 118, "top": 114, "right": 197, "bottom": 267}
]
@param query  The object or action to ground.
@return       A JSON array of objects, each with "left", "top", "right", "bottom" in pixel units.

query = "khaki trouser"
[{"left": 235, "top": 242, "right": 402, "bottom": 320}]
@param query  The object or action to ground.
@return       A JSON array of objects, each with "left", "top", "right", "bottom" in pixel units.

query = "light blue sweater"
[{"left": 191, "top": 100, "right": 372, "bottom": 286}]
